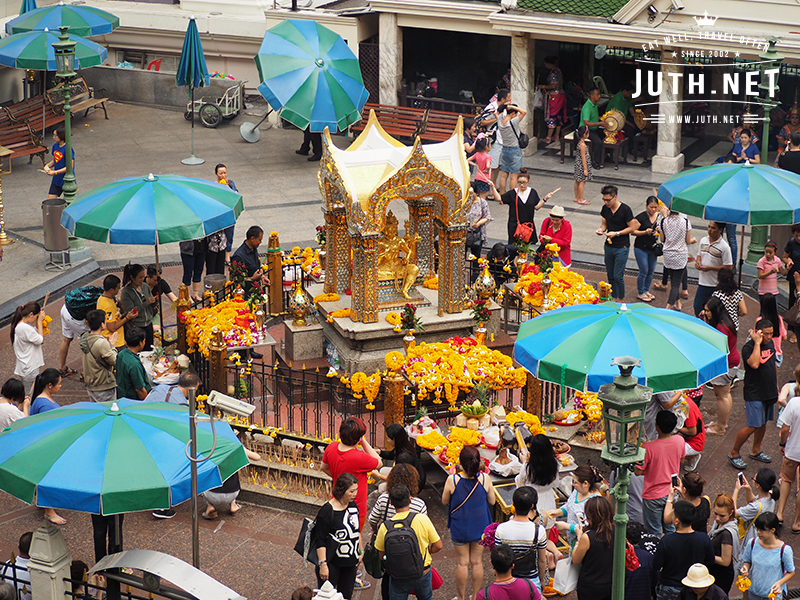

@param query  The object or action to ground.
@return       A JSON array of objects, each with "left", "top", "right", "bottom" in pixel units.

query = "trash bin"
[
  {"left": 42, "top": 199, "right": 69, "bottom": 252},
  {"left": 204, "top": 274, "right": 227, "bottom": 293}
]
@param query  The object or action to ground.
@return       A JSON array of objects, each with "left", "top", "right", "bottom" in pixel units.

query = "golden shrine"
[{"left": 318, "top": 110, "right": 471, "bottom": 323}]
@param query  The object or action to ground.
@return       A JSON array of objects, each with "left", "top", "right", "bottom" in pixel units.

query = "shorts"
[
  {"left": 61, "top": 304, "right": 90, "bottom": 339},
  {"left": 474, "top": 180, "right": 490, "bottom": 193},
  {"left": 781, "top": 455, "right": 800, "bottom": 482},
  {"left": 488, "top": 139, "right": 502, "bottom": 168},
  {"left": 49, "top": 182, "right": 63, "bottom": 197},
  {"left": 202, "top": 489, "right": 239, "bottom": 510},
  {"left": 685, "top": 441, "right": 700, "bottom": 458},
  {"left": 709, "top": 366, "right": 736, "bottom": 387},
  {"left": 88, "top": 388, "right": 117, "bottom": 403},
  {"left": 500, "top": 146, "right": 523, "bottom": 173},
  {"left": 745, "top": 399, "right": 774, "bottom": 428}
]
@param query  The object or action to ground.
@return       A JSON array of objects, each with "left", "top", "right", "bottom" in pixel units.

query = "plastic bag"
[{"left": 489, "top": 451, "right": 522, "bottom": 477}]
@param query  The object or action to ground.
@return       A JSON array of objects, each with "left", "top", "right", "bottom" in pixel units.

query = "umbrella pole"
[
  {"left": 155, "top": 243, "right": 164, "bottom": 339},
  {"left": 189, "top": 385, "right": 200, "bottom": 569},
  {"left": 42, "top": 70, "right": 46, "bottom": 136},
  {"left": 182, "top": 86, "right": 204, "bottom": 166},
  {"left": 738, "top": 225, "right": 746, "bottom": 289}
]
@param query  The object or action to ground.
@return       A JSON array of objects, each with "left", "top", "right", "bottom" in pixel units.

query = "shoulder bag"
[
  {"left": 293, "top": 516, "right": 320, "bottom": 565},
  {"left": 363, "top": 498, "right": 389, "bottom": 578},
  {"left": 510, "top": 120, "right": 530, "bottom": 149},
  {"left": 651, "top": 215, "right": 664, "bottom": 256},
  {"left": 514, "top": 193, "right": 537, "bottom": 244},
  {"left": 450, "top": 474, "right": 482, "bottom": 515}
]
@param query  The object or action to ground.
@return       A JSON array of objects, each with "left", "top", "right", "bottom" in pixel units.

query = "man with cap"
[
  {"left": 679, "top": 563, "right": 727, "bottom": 600},
  {"left": 538, "top": 205, "right": 572, "bottom": 268}
]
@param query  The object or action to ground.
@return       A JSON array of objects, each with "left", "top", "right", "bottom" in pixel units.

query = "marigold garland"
[
  {"left": 513, "top": 262, "right": 599, "bottom": 308},
  {"left": 422, "top": 275, "right": 439, "bottom": 290},
  {"left": 326, "top": 308, "right": 351, "bottom": 322},
  {"left": 385, "top": 351, "right": 404, "bottom": 371},
  {"left": 41, "top": 315, "right": 53, "bottom": 335},
  {"left": 181, "top": 299, "right": 258, "bottom": 357},
  {"left": 385, "top": 312, "right": 401, "bottom": 326},
  {"left": 314, "top": 293, "right": 340, "bottom": 304}
]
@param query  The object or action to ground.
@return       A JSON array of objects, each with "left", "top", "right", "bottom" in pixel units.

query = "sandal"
[
  {"left": 47, "top": 514, "right": 67, "bottom": 525},
  {"left": 576, "top": 199, "right": 590, "bottom": 205},
  {"left": 543, "top": 137, "right": 552, "bottom": 143},
  {"left": 59, "top": 367, "right": 77, "bottom": 377},
  {"left": 652, "top": 283, "right": 667, "bottom": 291},
  {"left": 201, "top": 511, "right": 218, "bottom": 520},
  {"left": 728, "top": 454, "right": 747, "bottom": 470},
  {"left": 637, "top": 294, "right": 653, "bottom": 302},
  {"left": 749, "top": 451, "right": 772, "bottom": 463}
]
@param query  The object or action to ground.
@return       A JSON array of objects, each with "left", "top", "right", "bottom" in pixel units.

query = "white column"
[
  {"left": 651, "top": 51, "right": 685, "bottom": 174},
  {"left": 510, "top": 33, "right": 537, "bottom": 155},
  {"left": 27, "top": 520, "right": 71, "bottom": 600},
  {"left": 378, "top": 13, "right": 402, "bottom": 106}
]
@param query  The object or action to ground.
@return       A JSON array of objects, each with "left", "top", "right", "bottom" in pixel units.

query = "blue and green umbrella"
[
  {"left": 0, "top": 29, "right": 107, "bottom": 71},
  {"left": 255, "top": 19, "right": 368, "bottom": 133},
  {"left": 513, "top": 302, "right": 729, "bottom": 393},
  {"left": 5, "top": 4, "right": 119, "bottom": 37},
  {"left": 60, "top": 173, "right": 243, "bottom": 245},
  {"left": 0, "top": 400, "right": 249, "bottom": 515}
]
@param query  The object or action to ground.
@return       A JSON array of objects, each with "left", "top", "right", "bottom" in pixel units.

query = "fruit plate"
[
  {"left": 550, "top": 440, "right": 571, "bottom": 455},
  {"left": 552, "top": 418, "right": 583, "bottom": 427}
]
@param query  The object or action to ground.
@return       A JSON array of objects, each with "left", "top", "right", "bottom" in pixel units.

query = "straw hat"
[
  {"left": 681, "top": 564, "right": 715, "bottom": 588},
  {"left": 549, "top": 205, "right": 566, "bottom": 218}
]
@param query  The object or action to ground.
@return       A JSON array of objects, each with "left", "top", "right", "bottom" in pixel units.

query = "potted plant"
[
  {"left": 399, "top": 303, "right": 423, "bottom": 352},
  {"left": 471, "top": 300, "right": 492, "bottom": 344}
]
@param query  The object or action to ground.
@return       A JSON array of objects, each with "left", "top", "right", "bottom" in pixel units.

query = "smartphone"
[
  {"left": 738, "top": 472, "right": 746, "bottom": 485},
  {"left": 671, "top": 474, "right": 679, "bottom": 488}
]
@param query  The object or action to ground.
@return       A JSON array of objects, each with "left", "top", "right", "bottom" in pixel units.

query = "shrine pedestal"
[
  {"left": 309, "top": 284, "right": 500, "bottom": 374},
  {"left": 285, "top": 320, "right": 324, "bottom": 361}
]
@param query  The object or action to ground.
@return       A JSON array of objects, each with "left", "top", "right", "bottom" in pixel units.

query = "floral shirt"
[{"left": 467, "top": 197, "right": 492, "bottom": 245}]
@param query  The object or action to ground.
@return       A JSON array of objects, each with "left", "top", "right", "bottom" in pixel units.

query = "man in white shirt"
[
  {"left": 693, "top": 221, "right": 733, "bottom": 317},
  {"left": 1, "top": 532, "right": 32, "bottom": 600},
  {"left": 494, "top": 487, "right": 548, "bottom": 592},
  {"left": 145, "top": 371, "right": 200, "bottom": 406},
  {"left": 778, "top": 394, "right": 800, "bottom": 529}
]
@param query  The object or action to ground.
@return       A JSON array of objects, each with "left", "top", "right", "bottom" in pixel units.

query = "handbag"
[
  {"left": 510, "top": 120, "right": 529, "bottom": 149},
  {"left": 409, "top": 567, "right": 443, "bottom": 595},
  {"left": 514, "top": 193, "right": 537, "bottom": 244},
  {"left": 363, "top": 499, "right": 389, "bottom": 579},
  {"left": 466, "top": 228, "right": 482, "bottom": 248},
  {"left": 650, "top": 215, "right": 664, "bottom": 256},
  {"left": 552, "top": 556, "right": 581, "bottom": 594},
  {"left": 786, "top": 297, "right": 800, "bottom": 327},
  {"left": 293, "top": 517, "right": 320, "bottom": 565}
]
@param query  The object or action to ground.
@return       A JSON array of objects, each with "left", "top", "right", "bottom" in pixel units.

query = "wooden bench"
[
  {"left": 0, "top": 122, "right": 47, "bottom": 171},
  {"left": 2, "top": 95, "right": 65, "bottom": 134},
  {"left": 417, "top": 108, "right": 476, "bottom": 143},
  {"left": 350, "top": 103, "right": 424, "bottom": 140},
  {"left": 47, "top": 76, "right": 109, "bottom": 121}
]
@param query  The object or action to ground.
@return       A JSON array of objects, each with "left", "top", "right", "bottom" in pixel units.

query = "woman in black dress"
[{"left": 572, "top": 496, "right": 614, "bottom": 600}]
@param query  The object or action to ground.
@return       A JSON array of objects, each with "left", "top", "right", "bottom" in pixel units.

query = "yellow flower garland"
[
  {"left": 385, "top": 351, "right": 404, "bottom": 371},
  {"left": 326, "top": 308, "right": 351, "bottom": 322},
  {"left": 514, "top": 262, "right": 599, "bottom": 308},
  {"left": 385, "top": 312, "right": 401, "bottom": 325},
  {"left": 314, "top": 293, "right": 340, "bottom": 303},
  {"left": 422, "top": 275, "right": 439, "bottom": 290},
  {"left": 41, "top": 315, "right": 53, "bottom": 335}
]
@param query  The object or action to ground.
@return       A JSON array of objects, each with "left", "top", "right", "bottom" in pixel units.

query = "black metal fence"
[
  {"left": 225, "top": 362, "right": 384, "bottom": 446},
  {"left": 0, "top": 559, "right": 29, "bottom": 600},
  {"left": 403, "top": 385, "right": 522, "bottom": 425}
]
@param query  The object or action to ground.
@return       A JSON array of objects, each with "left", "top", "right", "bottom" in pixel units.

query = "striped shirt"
[
  {"left": 494, "top": 520, "right": 547, "bottom": 580},
  {"left": 368, "top": 494, "right": 428, "bottom": 530}
]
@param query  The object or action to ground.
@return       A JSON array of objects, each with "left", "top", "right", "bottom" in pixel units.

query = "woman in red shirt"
[
  {"left": 321, "top": 417, "right": 381, "bottom": 530},
  {"left": 538, "top": 206, "right": 572, "bottom": 267}
]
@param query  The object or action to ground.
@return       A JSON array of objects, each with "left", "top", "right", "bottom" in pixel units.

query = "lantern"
[
  {"left": 53, "top": 27, "right": 77, "bottom": 80},
  {"left": 597, "top": 356, "right": 651, "bottom": 466}
]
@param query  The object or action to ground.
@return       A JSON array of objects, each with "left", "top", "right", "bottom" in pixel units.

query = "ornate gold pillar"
[
  {"left": 266, "top": 231, "right": 283, "bottom": 316},
  {"left": 208, "top": 328, "right": 227, "bottom": 393},
  {"left": 383, "top": 373, "right": 405, "bottom": 427},
  {"left": 323, "top": 206, "right": 350, "bottom": 295},
  {"left": 437, "top": 221, "right": 466, "bottom": 314},
  {"left": 405, "top": 196, "right": 435, "bottom": 279},
  {"left": 523, "top": 371, "right": 542, "bottom": 417},
  {"left": 176, "top": 284, "right": 191, "bottom": 354},
  {"left": 350, "top": 232, "right": 379, "bottom": 323}
]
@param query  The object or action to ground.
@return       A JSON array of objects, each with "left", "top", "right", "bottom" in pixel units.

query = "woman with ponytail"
[
  {"left": 734, "top": 467, "right": 780, "bottom": 553},
  {"left": 120, "top": 263, "right": 156, "bottom": 351},
  {"left": 11, "top": 301, "right": 45, "bottom": 393},
  {"left": 549, "top": 464, "right": 604, "bottom": 547}
]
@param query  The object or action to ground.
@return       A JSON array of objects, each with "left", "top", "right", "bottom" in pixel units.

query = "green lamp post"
[
  {"left": 598, "top": 356, "right": 651, "bottom": 600},
  {"left": 52, "top": 26, "right": 77, "bottom": 205},
  {"left": 746, "top": 37, "right": 784, "bottom": 264}
]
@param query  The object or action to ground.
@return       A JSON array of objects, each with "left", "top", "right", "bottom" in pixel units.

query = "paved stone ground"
[{"left": 0, "top": 100, "right": 794, "bottom": 599}]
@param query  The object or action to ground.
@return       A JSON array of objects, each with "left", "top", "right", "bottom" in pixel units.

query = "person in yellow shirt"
[
  {"left": 96, "top": 275, "right": 134, "bottom": 349},
  {"left": 375, "top": 484, "right": 442, "bottom": 600}
]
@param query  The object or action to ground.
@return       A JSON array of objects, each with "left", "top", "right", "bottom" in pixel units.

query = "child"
[
  {"left": 573, "top": 125, "right": 592, "bottom": 205},
  {"left": 758, "top": 242, "right": 788, "bottom": 365},
  {"left": 43, "top": 126, "right": 75, "bottom": 199},
  {"left": 733, "top": 468, "right": 780, "bottom": 559},
  {"left": 468, "top": 137, "right": 493, "bottom": 200},
  {"left": 740, "top": 512, "right": 794, "bottom": 600}
]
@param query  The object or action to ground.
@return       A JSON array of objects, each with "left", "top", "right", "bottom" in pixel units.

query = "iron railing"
[
  {"left": 0, "top": 559, "right": 29, "bottom": 600},
  {"left": 226, "top": 362, "right": 384, "bottom": 446}
]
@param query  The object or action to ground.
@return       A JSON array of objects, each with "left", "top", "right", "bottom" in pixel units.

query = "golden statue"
[{"left": 377, "top": 211, "right": 421, "bottom": 299}]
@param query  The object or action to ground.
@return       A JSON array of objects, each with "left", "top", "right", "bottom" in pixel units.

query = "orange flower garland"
[
  {"left": 514, "top": 262, "right": 599, "bottom": 308},
  {"left": 181, "top": 298, "right": 258, "bottom": 357}
]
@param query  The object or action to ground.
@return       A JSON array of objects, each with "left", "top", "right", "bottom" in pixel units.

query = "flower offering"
[
  {"left": 181, "top": 299, "right": 259, "bottom": 357},
  {"left": 514, "top": 262, "right": 599, "bottom": 308}
]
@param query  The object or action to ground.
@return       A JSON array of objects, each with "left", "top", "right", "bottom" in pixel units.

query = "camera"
[
  {"left": 671, "top": 474, "right": 679, "bottom": 487},
  {"left": 670, "top": 0, "right": 684, "bottom": 9},
  {"left": 207, "top": 390, "right": 256, "bottom": 418},
  {"left": 738, "top": 472, "right": 746, "bottom": 486}
]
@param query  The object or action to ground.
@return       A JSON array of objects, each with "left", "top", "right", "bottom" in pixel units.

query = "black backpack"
[
  {"left": 383, "top": 512, "right": 426, "bottom": 580},
  {"left": 65, "top": 286, "right": 104, "bottom": 321}
]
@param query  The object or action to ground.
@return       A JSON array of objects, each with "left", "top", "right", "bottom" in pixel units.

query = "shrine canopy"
[{"left": 321, "top": 110, "right": 471, "bottom": 233}]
